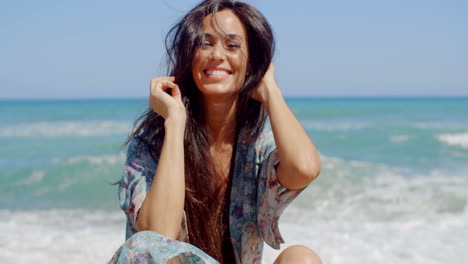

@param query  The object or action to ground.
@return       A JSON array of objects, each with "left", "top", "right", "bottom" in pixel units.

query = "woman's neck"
[{"left": 202, "top": 95, "right": 238, "bottom": 147}]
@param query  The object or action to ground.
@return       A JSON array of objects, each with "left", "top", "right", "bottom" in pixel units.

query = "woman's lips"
[{"left": 202, "top": 68, "right": 232, "bottom": 80}]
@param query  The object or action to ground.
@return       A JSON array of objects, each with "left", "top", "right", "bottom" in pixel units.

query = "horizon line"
[{"left": 1, "top": 95, "right": 468, "bottom": 101}]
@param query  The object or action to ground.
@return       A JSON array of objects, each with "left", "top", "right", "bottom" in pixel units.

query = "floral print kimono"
[{"left": 109, "top": 126, "right": 306, "bottom": 264}]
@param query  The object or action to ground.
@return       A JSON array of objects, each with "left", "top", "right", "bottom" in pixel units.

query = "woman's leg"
[{"left": 273, "top": 245, "right": 322, "bottom": 264}]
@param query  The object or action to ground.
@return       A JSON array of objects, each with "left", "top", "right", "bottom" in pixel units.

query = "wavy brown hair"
[{"left": 126, "top": 0, "right": 275, "bottom": 262}]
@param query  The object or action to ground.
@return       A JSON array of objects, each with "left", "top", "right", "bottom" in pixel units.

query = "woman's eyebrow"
[
  {"left": 202, "top": 32, "right": 243, "bottom": 41},
  {"left": 202, "top": 33, "right": 214, "bottom": 39},
  {"left": 226, "top": 34, "right": 242, "bottom": 41}
]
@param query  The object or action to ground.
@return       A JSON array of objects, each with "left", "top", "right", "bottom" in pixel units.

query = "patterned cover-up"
[{"left": 109, "top": 127, "right": 306, "bottom": 264}]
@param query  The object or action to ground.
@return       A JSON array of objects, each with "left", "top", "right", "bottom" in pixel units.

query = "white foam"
[
  {"left": 34, "top": 186, "right": 51, "bottom": 197},
  {"left": 1, "top": 207, "right": 465, "bottom": 264},
  {"left": 415, "top": 122, "right": 468, "bottom": 130},
  {"left": 263, "top": 207, "right": 468, "bottom": 264},
  {"left": 302, "top": 121, "right": 468, "bottom": 132},
  {"left": 57, "top": 177, "right": 80, "bottom": 191},
  {"left": 295, "top": 156, "right": 468, "bottom": 219},
  {"left": 0, "top": 209, "right": 125, "bottom": 264},
  {"left": 0, "top": 121, "right": 132, "bottom": 137},
  {"left": 53, "top": 153, "right": 126, "bottom": 166},
  {"left": 389, "top": 135, "right": 409, "bottom": 143},
  {"left": 290, "top": 169, "right": 466, "bottom": 260},
  {"left": 2, "top": 156, "right": 467, "bottom": 264},
  {"left": 14, "top": 169, "right": 45, "bottom": 185},
  {"left": 301, "top": 121, "right": 369, "bottom": 131},
  {"left": 436, "top": 132, "right": 468, "bottom": 149}
]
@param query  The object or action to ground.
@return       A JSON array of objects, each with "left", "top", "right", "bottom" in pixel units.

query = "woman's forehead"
[{"left": 202, "top": 10, "right": 247, "bottom": 40}]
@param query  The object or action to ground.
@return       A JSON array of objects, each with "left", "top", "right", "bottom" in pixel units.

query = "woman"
[{"left": 110, "top": 0, "right": 322, "bottom": 263}]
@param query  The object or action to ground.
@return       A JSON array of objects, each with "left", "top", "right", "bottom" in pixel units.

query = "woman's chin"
[{"left": 198, "top": 85, "right": 240, "bottom": 99}]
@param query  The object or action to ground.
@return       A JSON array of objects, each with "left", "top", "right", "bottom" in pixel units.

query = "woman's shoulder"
[
  {"left": 254, "top": 125, "right": 275, "bottom": 149},
  {"left": 128, "top": 129, "right": 150, "bottom": 150},
  {"left": 240, "top": 125, "right": 276, "bottom": 160},
  {"left": 241, "top": 124, "right": 273, "bottom": 144},
  {"left": 126, "top": 127, "right": 158, "bottom": 162}
]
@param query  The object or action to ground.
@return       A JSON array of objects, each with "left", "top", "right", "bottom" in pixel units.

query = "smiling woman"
[{"left": 108, "top": 1, "right": 322, "bottom": 264}]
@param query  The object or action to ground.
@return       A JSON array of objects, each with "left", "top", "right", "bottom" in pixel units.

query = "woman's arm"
[
  {"left": 136, "top": 77, "right": 186, "bottom": 239},
  {"left": 252, "top": 65, "right": 321, "bottom": 190}
]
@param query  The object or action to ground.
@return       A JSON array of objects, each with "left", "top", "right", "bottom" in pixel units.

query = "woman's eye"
[
  {"left": 201, "top": 41, "right": 213, "bottom": 48},
  {"left": 227, "top": 43, "right": 240, "bottom": 49}
]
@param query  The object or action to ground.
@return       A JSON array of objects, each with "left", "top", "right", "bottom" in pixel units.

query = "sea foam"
[
  {"left": 0, "top": 121, "right": 132, "bottom": 137},
  {"left": 1, "top": 205, "right": 467, "bottom": 264},
  {"left": 436, "top": 132, "right": 468, "bottom": 149},
  {"left": 295, "top": 156, "right": 468, "bottom": 220},
  {"left": 300, "top": 121, "right": 370, "bottom": 131},
  {"left": 389, "top": 135, "right": 409, "bottom": 143},
  {"left": 263, "top": 207, "right": 468, "bottom": 264},
  {"left": 0, "top": 209, "right": 124, "bottom": 264},
  {"left": 52, "top": 153, "right": 126, "bottom": 166},
  {"left": 14, "top": 169, "right": 45, "bottom": 186}
]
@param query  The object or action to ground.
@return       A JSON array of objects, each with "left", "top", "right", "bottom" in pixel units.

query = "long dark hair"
[{"left": 127, "top": 0, "right": 275, "bottom": 261}]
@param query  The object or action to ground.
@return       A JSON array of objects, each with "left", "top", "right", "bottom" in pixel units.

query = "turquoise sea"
[{"left": 1, "top": 98, "right": 467, "bottom": 263}]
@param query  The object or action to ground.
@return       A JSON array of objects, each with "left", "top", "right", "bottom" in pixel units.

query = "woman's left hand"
[{"left": 250, "top": 64, "right": 280, "bottom": 104}]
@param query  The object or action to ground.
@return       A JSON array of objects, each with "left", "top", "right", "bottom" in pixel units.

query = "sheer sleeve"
[
  {"left": 119, "top": 135, "right": 157, "bottom": 232},
  {"left": 256, "top": 131, "right": 307, "bottom": 249},
  {"left": 118, "top": 133, "right": 189, "bottom": 241}
]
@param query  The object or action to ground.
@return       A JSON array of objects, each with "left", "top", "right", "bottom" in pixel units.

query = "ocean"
[{"left": 0, "top": 98, "right": 467, "bottom": 263}]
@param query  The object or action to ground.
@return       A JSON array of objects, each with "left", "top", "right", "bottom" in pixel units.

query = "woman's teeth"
[{"left": 205, "top": 70, "right": 229, "bottom": 76}]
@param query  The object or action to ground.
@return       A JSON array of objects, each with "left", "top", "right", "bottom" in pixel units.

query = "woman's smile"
[{"left": 202, "top": 67, "right": 232, "bottom": 80}]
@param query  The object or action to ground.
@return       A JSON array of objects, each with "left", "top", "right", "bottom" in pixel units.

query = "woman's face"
[{"left": 192, "top": 9, "right": 249, "bottom": 99}]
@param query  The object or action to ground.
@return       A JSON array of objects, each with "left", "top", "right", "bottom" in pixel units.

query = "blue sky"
[{"left": 1, "top": 0, "right": 467, "bottom": 99}]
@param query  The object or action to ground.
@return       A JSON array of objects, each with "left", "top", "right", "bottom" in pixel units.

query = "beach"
[{"left": 1, "top": 98, "right": 467, "bottom": 263}]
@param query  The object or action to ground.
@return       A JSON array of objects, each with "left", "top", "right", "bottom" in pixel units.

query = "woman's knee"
[{"left": 273, "top": 245, "right": 322, "bottom": 264}]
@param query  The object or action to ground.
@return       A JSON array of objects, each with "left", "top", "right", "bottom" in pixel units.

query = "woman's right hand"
[{"left": 149, "top": 77, "right": 186, "bottom": 125}]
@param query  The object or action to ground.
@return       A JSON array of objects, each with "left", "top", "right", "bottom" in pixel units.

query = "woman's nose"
[{"left": 209, "top": 43, "right": 225, "bottom": 61}]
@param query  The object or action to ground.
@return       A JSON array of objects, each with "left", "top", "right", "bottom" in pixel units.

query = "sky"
[{"left": 1, "top": 0, "right": 467, "bottom": 99}]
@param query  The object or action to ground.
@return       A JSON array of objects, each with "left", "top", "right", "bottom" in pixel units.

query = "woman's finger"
[
  {"left": 151, "top": 76, "right": 175, "bottom": 82},
  {"left": 171, "top": 85, "right": 182, "bottom": 101},
  {"left": 150, "top": 76, "right": 175, "bottom": 89},
  {"left": 150, "top": 79, "right": 178, "bottom": 95}
]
